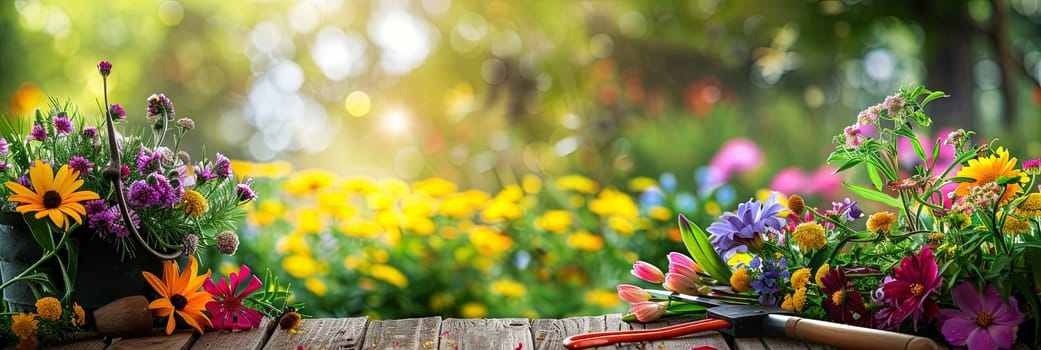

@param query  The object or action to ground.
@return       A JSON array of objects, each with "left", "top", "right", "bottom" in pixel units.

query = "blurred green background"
[{"left": 3, "top": 0, "right": 1041, "bottom": 319}]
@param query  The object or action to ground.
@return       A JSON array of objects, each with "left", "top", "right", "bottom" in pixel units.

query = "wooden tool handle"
[{"left": 774, "top": 315, "right": 942, "bottom": 350}]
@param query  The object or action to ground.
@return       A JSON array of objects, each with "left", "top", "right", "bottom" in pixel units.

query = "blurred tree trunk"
[{"left": 917, "top": 0, "right": 977, "bottom": 131}]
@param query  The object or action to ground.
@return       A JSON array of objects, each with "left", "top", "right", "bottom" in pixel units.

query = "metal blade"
[{"left": 644, "top": 289, "right": 726, "bottom": 308}]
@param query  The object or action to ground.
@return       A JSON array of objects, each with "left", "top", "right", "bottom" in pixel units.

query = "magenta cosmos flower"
[
  {"left": 203, "top": 264, "right": 264, "bottom": 331},
  {"left": 938, "top": 282, "right": 1023, "bottom": 350},
  {"left": 876, "top": 246, "right": 943, "bottom": 331}
]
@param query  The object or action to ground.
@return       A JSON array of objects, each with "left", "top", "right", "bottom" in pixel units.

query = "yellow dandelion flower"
[
  {"left": 181, "top": 190, "right": 208, "bottom": 217},
  {"left": 5, "top": 160, "right": 100, "bottom": 229},
  {"left": 790, "top": 268, "right": 811, "bottom": 290},
  {"left": 584, "top": 289, "right": 621, "bottom": 308},
  {"left": 461, "top": 302, "right": 488, "bottom": 318},
  {"left": 378, "top": 178, "right": 411, "bottom": 198},
  {"left": 282, "top": 254, "right": 318, "bottom": 278},
  {"left": 405, "top": 215, "right": 436, "bottom": 235},
  {"left": 366, "top": 192, "right": 394, "bottom": 211},
  {"left": 866, "top": 211, "right": 898, "bottom": 235},
  {"left": 470, "top": 226, "right": 513, "bottom": 256},
  {"left": 607, "top": 216, "right": 635, "bottom": 236},
  {"left": 522, "top": 174, "right": 543, "bottom": 194},
  {"left": 792, "top": 223, "right": 826, "bottom": 251},
  {"left": 589, "top": 189, "right": 639, "bottom": 218},
  {"left": 627, "top": 177, "right": 657, "bottom": 192},
  {"left": 648, "top": 206, "right": 673, "bottom": 221},
  {"left": 401, "top": 195, "right": 435, "bottom": 218},
  {"left": 480, "top": 199, "right": 522, "bottom": 222},
  {"left": 730, "top": 267, "right": 752, "bottom": 292},
  {"left": 369, "top": 264, "right": 409, "bottom": 288},
  {"left": 555, "top": 175, "right": 599, "bottom": 194},
  {"left": 341, "top": 219, "right": 382, "bottom": 238},
  {"left": 413, "top": 177, "right": 457, "bottom": 198},
  {"left": 1015, "top": 193, "right": 1041, "bottom": 217},
  {"left": 535, "top": 210, "right": 573, "bottom": 234},
  {"left": 34, "top": 297, "right": 62, "bottom": 321},
  {"left": 305, "top": 277, "right": 328, "bottom": 297},
  {"left": 297, "top": 207, "right": 323, "bottom": 233},
  {"left": 955, "top": 147, "right": 1023, "bottom": 205},
  {"left": 284, "top": 169, "right": 338, "bottom": 196},
  {"left": 490, "top": 278, "right": 527, "bottom": 298},
  {"left": 567, "top": 230, "right": 605, "bottom": 251},
  {"left": 815, "top": 263, "right": 830, "bottom": 285},
  {"left": 339, "top": 175, "right": 378, "bottom": 194}
]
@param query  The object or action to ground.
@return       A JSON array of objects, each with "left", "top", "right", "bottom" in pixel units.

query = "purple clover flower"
[
  {"left": 136, "top": 147, "right": 163, "bottom": 175},
  {"left": 0, "top": 138, "right": 8, "bottom": 155},
  {"left": 128, "top": 180, "right": 161, "bottom": 207},
  {"left": 68, "top": 156, "right": 94, "bottom": 175},
  {"left": 106, "top": 207, "right": 139, "bottom": 238},
  {"left": 97, "top": 61, "right": 112, "bottom": 76},
  {"left": 147, "top": 173, "right": 182, "bottom": 207},
  {"left": 196, "top": 163, "right": 218, "bottom": 185},
  {"left": 81, "top": 127, "right": 98, "bottom": 140},
  {"left": 29, "top": 124, "right": 48, "bottom": 141},
  {"left": 53, "top": 116, "right": 73, "bottom": 136},
  {"left": 236, "top": 180, "right": 257, "bottom": 202},
  {"left": 146, "top": 93, "right": 175, "bottom": 120},
  {"left": 109, "top": 103, "right": 126, "bottom": 120},
  {"left": 214, "top": 153, "right": 232, "bottom": 178},
  {"left": 85, "top": 200, "right": 116, "bottom": 237}
]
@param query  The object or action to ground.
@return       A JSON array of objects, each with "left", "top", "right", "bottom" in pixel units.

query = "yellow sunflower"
[
  {"left": 954, "top": 147, "right": 1023, "bottom": 205},
  {"left": 142, "top": 256, "right": 214, "bottom": 334},
  {"left": 4, "top": 160, "right": 100, "bottom": 230}
]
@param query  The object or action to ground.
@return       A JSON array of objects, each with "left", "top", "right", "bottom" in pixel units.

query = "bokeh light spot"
[
  {"left": 345, "top": 91, "right": 372, "bottom": 117},
  {"left": 158, "top": 1, "right": 184, "bottom": 27},
  {"left": 383, "top": 108, "right": 411, "bottom": 134}
]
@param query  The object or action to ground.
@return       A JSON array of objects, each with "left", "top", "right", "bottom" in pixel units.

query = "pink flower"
[
  {"left": 666, "top": 252, "right": 704, "bottom": 275},
  {"left": 938, "top": 282, "right": 1023, "bottom": 350},
  {"left": 616, "top": 284, "right": 650, "bottom": 304},
  {"left": 203, "top": 264, "right": 265, "bottom": 331},
  {"left": 706, "top": 138, "right": 763, "bottom": 187},
  {"left": 628, "top": 301, "right": 667, "bottom": 322},
  {"left": 663, "top": 252, "right": 708, "bottom": 295},
  {"left": 768, "top": 167, "right": 807, "bottom": 196},
  {"left": 631, "top": 261, "right": 665, "bottom": 284},
  {"left": 876, "top": 247, "right": 943, "bottom": 331}
]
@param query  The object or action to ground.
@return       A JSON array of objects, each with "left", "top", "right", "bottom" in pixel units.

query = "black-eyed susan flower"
[
  {"left": 34, "top": 297, "right": 62, "bottom": 321},
  {"left": 142, "top": 256, "right": 214, "bottom": 335},
  {"left": 4, "top": 159, "right": 100, "bottom": 230}
]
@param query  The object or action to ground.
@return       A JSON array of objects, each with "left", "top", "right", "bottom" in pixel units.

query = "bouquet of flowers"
[
  {"left": 616, "top": 85, "right": 1040, "bottom": 350},
  {"left": 0, "top": 61, "right": 295, "bottom": 349}
]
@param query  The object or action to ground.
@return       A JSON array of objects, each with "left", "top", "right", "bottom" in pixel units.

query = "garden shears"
[{"left": 562, "top": 290, "right": 941, "bottom": 350}]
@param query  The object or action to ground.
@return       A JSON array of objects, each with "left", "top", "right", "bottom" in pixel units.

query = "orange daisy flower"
[
  {"left": 954, "top": 147, "right": 1023, "bottom": 205},
  {"left": 4, "top": 159, "right": 99, "bottom": 230},
  {"left": 142, "top": 256, "right": 214, "bottom": 334}
]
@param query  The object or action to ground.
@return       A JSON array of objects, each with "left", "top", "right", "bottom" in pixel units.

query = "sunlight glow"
[{"left": 382, "top": 108, "right": 410, "bottom": 134}]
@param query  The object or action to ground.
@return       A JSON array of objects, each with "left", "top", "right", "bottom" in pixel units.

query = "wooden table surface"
[{"left": 39, "top": 314, "right": 1034, "bottom": 350}]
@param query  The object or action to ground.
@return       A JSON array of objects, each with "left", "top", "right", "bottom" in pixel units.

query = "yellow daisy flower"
[
  {"left": 5, "top": 160, "right": 100, "bottom": 229},
  {"left": 955, "top": 147, "right": 1023, "bottom": 205}
]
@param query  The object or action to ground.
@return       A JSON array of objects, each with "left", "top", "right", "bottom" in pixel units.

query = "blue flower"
[
  {"left": 749, "top": 256, "right": 789, "bottom": 306},
  {"left": 706, "top": 192, "right": 787, "bottom": 259}
]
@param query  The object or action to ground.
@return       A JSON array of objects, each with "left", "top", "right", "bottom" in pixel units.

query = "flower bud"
[
  {"left": 216, "top": 230, "right": 239, "bottom": 255},
  {"left": 630, "top": 261, "right": 665, "bottom": 284},
  {"left": 627, "top": 301, "right": 666, "bottom": 322},
  {"left": 176, "top": 118, "right": 195, "bottom": 130},
  {"left": 109, "top": 103, "right": 126, "bottom": 120},
  {"left": 616, "top": 284, "right": 650, "bottom": 304},
  {"left": 182, "top": 233, "right": 199, "bottom": 256},
  {"left": 98, "top": 61, "right": 112, "bottom": 76}
]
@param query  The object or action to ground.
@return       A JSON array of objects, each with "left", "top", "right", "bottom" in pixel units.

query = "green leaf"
[
  {"left": 930, "top": 138, "right": 942, "bottom": 168},
  {"left": 666, "top": 302, "right": 708, "bottom": 314},
  {"left": 678, "top": 214, "right": 732, "bottom": 282},
  {"left": 842, "top": 182, "right": 902, "bottom": 208},
  {"left": 834, "top": 158, "right": 863, "bottom": 173},
  {"left": 866, "top": 163, "right": 884, "bottom": 192},
  {"left": 920, "top": 91, "right": 948, "bottom": 106},
  {"left": 948, "top": 177, "right": 975, "bottom": 183},
  {"left": 911, "top": 111, "right": 932, "bottom": 127},
  {"left": 24, "top": 213, "right": 55, "bottom": 251}
]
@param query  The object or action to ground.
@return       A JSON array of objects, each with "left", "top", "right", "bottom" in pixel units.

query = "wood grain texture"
[
  {"left": 262, "top": 317, "right": 368, "bottom": 350},
  {"left": 44, "top": 338, "right": 109, "bottom": 350},
  {"left": 360, "top": 316, "right": 442, "bottom": 350},
  {"left": 729, "top": 337, "right": 768, "bottom": 350},
  {"left": 192, "top": 318, "right": 274, "bottom": 350},
  {"left": 531, "top": 316, "right": 607, "bottom": 350},
  {"left": 759, "top": 336, "right": 810, "bottom": 350},
  {"left": 106, "top": 330, "right": 196, "bottom": 350},
  {"left": 629, "top": 317, "right": 730, "bottom": 350},
  {"left": 437, "top": 318, "right": 531, "bottom": 350}
]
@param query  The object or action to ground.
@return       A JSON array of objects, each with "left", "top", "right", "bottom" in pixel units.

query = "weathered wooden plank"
[
  {"left": 360, "top": 316, "right": 442, "bottom": 350},
  {"left": 106, "top": 331, "right": 196, "bottom": 350},
  {"left": 262, "top": 317, "right": 368, "bottom": 350},
  {"left": 192, "top": 317, "right": 275, "bottom": 350},
  {"left": 759, "top": 336, "right": 810, "bottom": 350},
  {"left": 46, "top": 337, "right": 108, "bottom": 350},
  {"left": 629, "top": 317, "right": 730, "bottom": 350},
  {"left": 437, "top": 318, "right": 531, "bottom": 350},
  {"left": 531, "top": 316, "right": 609, "bottom": 350},
  {"left": 729, "top": 337, "right": 768, "bottom": 350}
]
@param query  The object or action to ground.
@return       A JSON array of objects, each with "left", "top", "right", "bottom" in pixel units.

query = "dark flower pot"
[{"left": 0, "top": 212, "right": 172, "bottom": 313}]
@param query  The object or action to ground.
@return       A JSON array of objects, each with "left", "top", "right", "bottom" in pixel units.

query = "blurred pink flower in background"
[
  {"left": 768, "top": 165, "right": 841, "bottom": 198},
  {"left": 705, "top": 138, "right": 764, "bottom": 188}
]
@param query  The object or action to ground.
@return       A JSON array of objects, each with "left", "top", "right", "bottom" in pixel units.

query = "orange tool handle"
[{"left": 562, "top": 318, "right": 731, "bottom": 349}]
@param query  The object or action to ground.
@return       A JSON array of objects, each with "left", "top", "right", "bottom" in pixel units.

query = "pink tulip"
[
  {"left": 628, "top": 301, "right": 667, "bottom": 322},
  {"left": 631, "top": 261, "right": 665, "bottom": 284},
  {"left": 616, "top": 284, "right": 651, "bottom": 304},
  {"left": 663, "top": 273, "right": 709, "bottom": 296},
  {"left": 667, "top": 252, "right": 704, "bottom": 275}
]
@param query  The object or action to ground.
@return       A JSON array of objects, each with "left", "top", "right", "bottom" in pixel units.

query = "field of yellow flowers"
[{"left": 222, "top": 160, "right": 751, "bottom": 319}]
